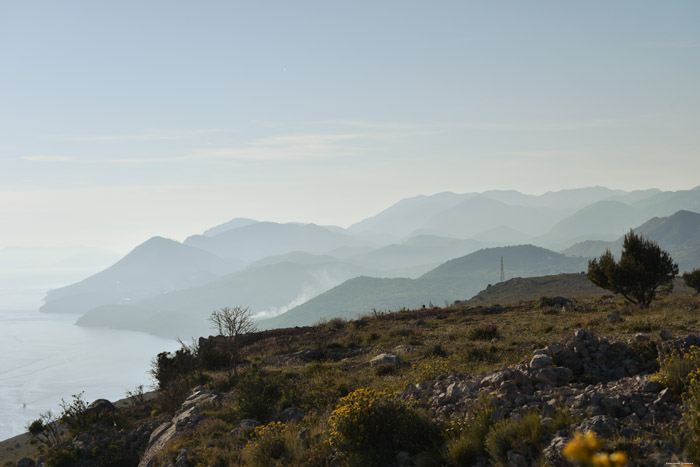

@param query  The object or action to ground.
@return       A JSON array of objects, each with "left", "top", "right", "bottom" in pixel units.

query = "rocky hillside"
[{"left": 5, "top": 293, "right": 700, "bottom": 466}]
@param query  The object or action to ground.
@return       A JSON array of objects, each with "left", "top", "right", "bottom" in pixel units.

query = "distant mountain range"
[
  {"left": 258, "top": 245, "right": 589, "bottom": 329},
  {"left": 563, "top": 210, "right": 700, "bottom": 271},
  {"left": 38, "top": 186, "right": 700, "bottom": 338}
]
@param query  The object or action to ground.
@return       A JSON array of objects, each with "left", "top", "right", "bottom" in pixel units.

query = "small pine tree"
[
  {"left": 684, "top": 268, "right": 700, "bottom": 295},
  {"left": 587, "top": 230, "right": 678, "bottom": 307}
]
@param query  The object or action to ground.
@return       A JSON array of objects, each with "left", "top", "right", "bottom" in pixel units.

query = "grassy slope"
[{"left": 6, "top": 276, "right": 700, "bottom": 465}]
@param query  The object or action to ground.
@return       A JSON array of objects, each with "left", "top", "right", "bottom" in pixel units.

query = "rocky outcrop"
[
  {"left": 138, "top": 387, "right": 221, "bottom": 467},
  {"left": 401, "top": 330, "right": 692, "bottom": 463}
]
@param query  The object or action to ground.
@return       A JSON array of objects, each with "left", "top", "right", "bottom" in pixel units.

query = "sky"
[{"left": 1, "top": 1, "right": 699, "bottom": 253}]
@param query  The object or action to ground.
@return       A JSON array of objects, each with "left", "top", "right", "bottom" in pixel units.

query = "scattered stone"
[
  {"left": 530, "top": 354, "right": 552, "bottom": 369},
  {"left": 576, "top": 415, "right": 620, "bottom": 438},
  {"left": 635, "top": 333, "right": 651, "bottom": 343},
  {"left": 87, "top": 399, "right": 117, "bottom": 417},
  {"left": 659, "top": 329, "right": 673, "bottom": 341},
  {"left": 138, "top": 388, "right": 222, "bottom": 467},
  {"left": 641, "top": 380, "right": 664, "bottom": 393},
  {"left": 370, "top": 353, "right": 401, "bottom": 366},
  {"left": 15, "top": 458, "right": 36, "bottom": 467},
  {"left": 271, "top": 407, "right": 305, "bottom": 423}
]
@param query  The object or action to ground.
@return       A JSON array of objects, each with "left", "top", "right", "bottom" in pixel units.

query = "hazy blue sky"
[{"left": 1, "top": 1, "right": 699, "bottom": 252}]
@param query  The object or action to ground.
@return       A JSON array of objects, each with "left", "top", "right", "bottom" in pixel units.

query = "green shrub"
[
  {"left": 326, "top": 317, "right": 347, "bottom": 330},
  {"left": 446, "top": 398, "right": 493, "bottom": 465},
  {"left": 233, "top": 364, "right": 283, "bottom": 421},
  {"left": 27, "top": 410, "right": 62, "bottom": 448},
  {"left": 46, "top": 448, "right": 78, "bottom": 467},
  {"left": 683, "top": 269, "right": 700, "bottom": 295},
  {"left": 467, "top": 324, "right": 500, "bottom": 341},
  {"left": 326, "top": 388, "right": 440, "bottom": 464},
  {"left": 484, "top": 412, "right": 543, "bottom": 466}
]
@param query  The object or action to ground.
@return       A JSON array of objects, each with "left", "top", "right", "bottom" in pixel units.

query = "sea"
[{"left": 0, "top": 309, "right": 180, "bottom": 441}]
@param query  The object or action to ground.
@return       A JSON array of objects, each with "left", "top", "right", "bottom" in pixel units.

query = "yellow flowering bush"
[
  {"left": 410, "top": 356, "right": 450, "bottom": 383},
  {"left": 682, "top": 367, "right": 700, "bottom": 461},
  {"left": 655, "top": 345, "right": 700, "bottom": 394},
  {"left": 325, "top": 388, "right": 439, "bottom": 464},
  {"left": 241, "top": 421, "right": 287, "bottom": 466},
  {"left": 562, "top": 431, "right": 627, "bottom": 466}
]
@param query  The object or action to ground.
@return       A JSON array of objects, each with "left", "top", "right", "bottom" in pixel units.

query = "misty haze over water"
[{"left": 0, "top": 309, "right": 179, "bottom": 441}]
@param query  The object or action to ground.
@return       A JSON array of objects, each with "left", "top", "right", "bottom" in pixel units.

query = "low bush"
[
  {"left": 656, "top": 345, "right": 700, "bottom": 394},
  {"left": 233, "top": 364, "right": 283, "bottom": 421},
  {"left": 325, "top": 388, "right": 440, "bottom": 465},
  {"left": 446, "top": 397, "right": 493, "bottom": 465},
  {"left": 682, "top": 369, "right": 700, "bottom": 461},
  {"left": 484, "top": 412, "right": 543, "bottom": 466},
  {"left": 467, "top": 324, "right": 500, "bottom": 341},
  {"left": 241, "top": 421, "right": 288, "bottom": 466}
]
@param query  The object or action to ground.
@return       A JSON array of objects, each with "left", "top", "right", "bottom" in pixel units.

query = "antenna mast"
[{"left": 500, "top": 256, "right": 505, "bottom": 282}]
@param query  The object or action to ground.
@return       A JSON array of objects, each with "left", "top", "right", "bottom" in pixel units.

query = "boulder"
[
  {"left": 271, "top": 407, "right": 305, "bottom": 423},
  {"left": 370, "top": 353, "right": 401, "bottom": 366},
  {"left": 530, "top": 354, "right": 552, "bottom": 369},
  {"left": 138, "top": 388, "right": 221, "bottom": 467},
  {"left": 576, "top": 415, "right": 620, "bottom": 438}
]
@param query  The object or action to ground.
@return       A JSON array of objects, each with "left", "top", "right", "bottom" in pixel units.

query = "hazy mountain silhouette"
[
  {"left": 40, "top": 237, "right": 237, "bottom": 314},
  {"left": 482, "top": 186, "right": 624, "bottom": 211},
  {"left": 539, "top": 187, "right": 700, "bottom": 250},
  {"left": 414, "top": 196, "right": 561, "bottom": 238},
  {"left": 563, "top": 210, "right": 700, "bottom": 271},
  {"left": 184, "top": 222, "right": 370, "bottom": 263},
  {"left": 40, "top": 186, "right": 700, "bottom": 335},
  {"left": 259, "top": 245, "right": 588, "bottom": 328},
  {"left": 346, "top": 235, "right": 484, "bottom": 278},
  {"left": 77, "top": 258, "right": 371, "bottom": 338},
  {"left": 202, "top": 217, "right": 258, "bottom": 237},
  {"left": 536, "top": 200, "right": 644, "bottom": 248},
  {"left": 348, "top": 192, "right": 474, "bottom": 238}
]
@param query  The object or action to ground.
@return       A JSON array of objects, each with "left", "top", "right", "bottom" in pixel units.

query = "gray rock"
[
  {"left": 642, "top": 380, "right": 664, "bottom": 393},
  {"left": 138, "top": 388, "right": 221, "bottom": 467},
  {"left": 16, "top": 458, "right": 36, "bottom": 467},
  {"left": 507, "top": 450, "right": 528, "bottom": 467},
  {"left": 445, "top": 382, "right": 462, "bottom": 399},
  {"left": 87, "top": 398, "right": 116, "bottom": 416},
  {"left": 575, "top": 329, "right": 592, "bottom": 341},
  {"left": 606, "top": 313, "right": 622, "bottom": 323},
  {"left": 576, "top": 415, "right": 620, "bottom": 438},
  {"left": 534, "top": 367, "right": 571, "bottom": 387},
  {"left": 370, "top": 353, "right": 401, "bottom": 366},
  {"left": 654, "top": 388, "right": 674, "bottom": 404},
  {"left": 635, "top": 333, "right": 651, "bottom": 343},
  {"left": 272, "top": 406, "right": 305, "bottom": 423},
  {"left": 396, "top": 450, "right": 414, "bottom": 467},
  {"left": 530, "top": 354, "right": 552, "bottom": 369},
  {"left": 175, "top": 448, "right": 190, "bottom": 467},
  {"left": 543, "top": 436, "right": 571, "bottom": 467}
]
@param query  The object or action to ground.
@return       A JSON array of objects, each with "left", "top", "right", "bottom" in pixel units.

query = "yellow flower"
[
  {"left": 562, "top": 433, "right": 588, "bottom": 461},
  {"left": 593, "top": 452, "right": 611, "bottom": 467},
  {"left": 610, "top": 451, "right": 628, "bottom": 466},
  {"left": 584, "top": 430, "right": 602, "bottom": 451}
]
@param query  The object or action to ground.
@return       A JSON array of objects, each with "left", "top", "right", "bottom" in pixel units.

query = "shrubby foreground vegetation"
[{"left": 11, "top": 288, "right": 700, "bottom": 466}]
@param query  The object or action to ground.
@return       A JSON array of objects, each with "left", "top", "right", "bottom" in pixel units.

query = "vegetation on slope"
[{"left": 10, "top": 290, "right": 700, "bottom": 466}]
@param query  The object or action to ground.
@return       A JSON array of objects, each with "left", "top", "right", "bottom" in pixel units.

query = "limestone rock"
[{"left": 370, "top": 353, "right": 401, "bottom": 366}]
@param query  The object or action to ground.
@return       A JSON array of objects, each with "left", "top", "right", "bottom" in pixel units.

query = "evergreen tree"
[{"left": 588, "top": 230, "right": 678, "bottom": 307}]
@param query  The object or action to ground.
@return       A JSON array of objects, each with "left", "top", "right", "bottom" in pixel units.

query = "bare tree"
[{"left": 209, "top": 306, "right": 257, "bottom": 376}]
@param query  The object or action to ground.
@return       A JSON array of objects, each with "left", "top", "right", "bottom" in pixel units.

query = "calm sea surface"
[{"left": 0, "top": 309, "right": 179, "bottom": 441}]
